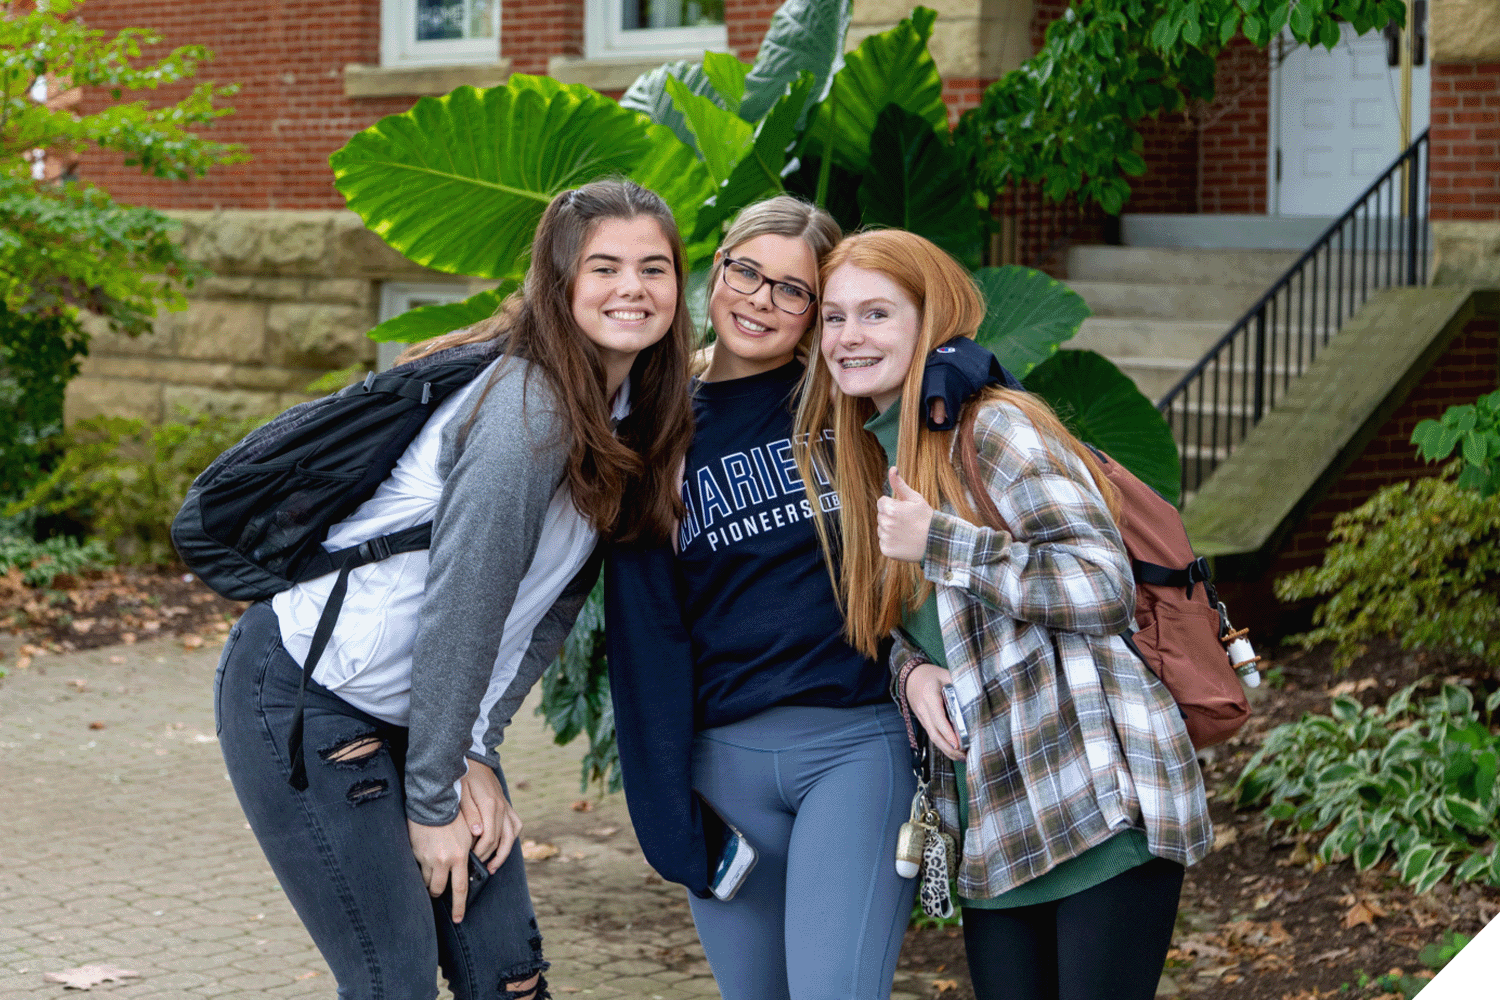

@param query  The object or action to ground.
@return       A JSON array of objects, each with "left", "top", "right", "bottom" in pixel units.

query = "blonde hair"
[
  {"left": 794, "top": 229, "right": 1118, "bottom": 657},
  {"left": 698, "top": 195, "right": 843, "bottom": 372}
]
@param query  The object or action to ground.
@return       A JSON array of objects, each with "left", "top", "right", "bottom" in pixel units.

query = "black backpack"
[{"left": 172, "top": 339, "right": 502, "bottom": 787}]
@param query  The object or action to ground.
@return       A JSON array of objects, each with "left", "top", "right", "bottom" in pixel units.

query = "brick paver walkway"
[{"left": 0, "top": 636, "right": 931, "bottom": 999}]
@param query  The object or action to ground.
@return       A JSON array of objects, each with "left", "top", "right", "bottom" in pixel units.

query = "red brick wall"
[
  {"left": 1131, "top": 116, "right": 1199, "bottom": 213},
  {"left": 1429, "top": 62, "right": 1500, "bottom": 223},
  {"left": 943, "top": 77, "right": 991, "bottom": 127},
  {"left": 725, "top": 0, "right": 780, "bottom": 61},
  {"left": 502, "top": 0, "right": 581, "bottom": 75},
  {"left": 1216, "top": 313, "right": 1499, "bottom": 637},
  {"left": 72, "top": 0, "right": 409, "bottom": 210},
  {"left": 1268, "top": 315, "right": 1500, "bottom": 577},
  {"left": 1197, "top": 37, "right": 1270, "bottom": 215}
]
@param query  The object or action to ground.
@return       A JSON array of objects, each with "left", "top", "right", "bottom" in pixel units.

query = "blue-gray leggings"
[
  {"left": 215, "top": 602, "right": 547, "bottom": 1000},
  {"left": 688, "top": 702, "right": 918, "bottom": 1000}
]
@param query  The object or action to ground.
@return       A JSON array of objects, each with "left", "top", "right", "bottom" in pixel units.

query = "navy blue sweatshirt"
[{"left": 605, "top": 360, "right": 888, "bottom": 894}]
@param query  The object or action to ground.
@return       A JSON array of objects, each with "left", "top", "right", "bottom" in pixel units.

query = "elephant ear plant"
[{"left": 328, "top": 1, "right": 1179, "bottom": 791}]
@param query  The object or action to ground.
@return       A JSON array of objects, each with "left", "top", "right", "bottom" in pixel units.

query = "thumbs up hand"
[{"left": 877, "top": 467, "right": 934, "bottom": 564}]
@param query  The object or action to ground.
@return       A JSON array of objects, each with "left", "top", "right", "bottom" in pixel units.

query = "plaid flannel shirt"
[{"left": 892, "top": 401, "right": 1213, "bottom": 899}]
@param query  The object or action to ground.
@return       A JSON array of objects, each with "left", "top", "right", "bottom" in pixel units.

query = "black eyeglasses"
[{"left": 720, "top": 258, "right": 816, "bottom": 315}]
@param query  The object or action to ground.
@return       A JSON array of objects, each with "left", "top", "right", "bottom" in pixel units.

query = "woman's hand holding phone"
[
  {"left": 905, "top": 662, "right": 966, "bottom": 761},
  {"left": 459, "top": 765, "right": 523, "bottom": 873}
]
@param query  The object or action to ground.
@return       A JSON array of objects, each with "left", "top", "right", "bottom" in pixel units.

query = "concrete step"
[
  {"left": 1066, "top": 246, "right": 1303, "bottom": 287},
  {"left": 1116, "top": 357, "right": 1303, "bottom": 404},
  {"left": 1071, "top": 317, "right": 1230, "bottom": 362},
  {"left": 1068, "top": 281, "right": 1260, "bottom": 321}
]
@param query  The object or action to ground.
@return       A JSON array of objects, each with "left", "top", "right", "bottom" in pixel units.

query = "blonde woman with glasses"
[{"left": 605, "top": 197, "right": 918, "bottom": 1000}]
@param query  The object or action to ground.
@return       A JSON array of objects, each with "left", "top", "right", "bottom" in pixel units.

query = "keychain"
[{"left": 895, "top": 779, "right": 956, "bottom": 918}]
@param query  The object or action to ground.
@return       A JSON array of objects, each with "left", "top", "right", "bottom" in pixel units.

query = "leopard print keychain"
[{"left": 896, "top": 780, "right": 956, "bottom": 919}]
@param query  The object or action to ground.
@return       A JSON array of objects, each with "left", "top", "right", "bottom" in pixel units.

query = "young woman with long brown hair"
[
  {"left": 213, "top": 179, "right": 695, "bottom": 1000},
  {"left": 605, "top": 196, "right": 919, "bottom": 1000},
  {"left": 797, "top": 229, "right": 1212, "bottom": 1000}
]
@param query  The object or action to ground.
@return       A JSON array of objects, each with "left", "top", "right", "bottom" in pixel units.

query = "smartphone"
[
  {"left": 709, "top": 819, "right": 758, "bottom": 902},
  {"left": 941, "top": 683, "right": 970, "bottom": 753},
  {"left": 465, "top": 850, "right": 491, "bottom": 899}
]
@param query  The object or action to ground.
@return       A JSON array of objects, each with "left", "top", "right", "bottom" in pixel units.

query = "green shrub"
[
  {"left": 1234, "top": 679, "right": 1500, "bottom": 894},
  {"left": 537, "top": 580, "right": 620, "bottom": 793},
  {"left": 0, "top": 534, "right": 114, "bottom": 587},
  {"left": 4, "top": 412, "right": 261, "bottom": 565},
  {"left": 1412, "top": 390, "right": 1500, "bottom": 496},
  {"left": 1274, "top": 469, "right": 1500, "bottom": 669}
]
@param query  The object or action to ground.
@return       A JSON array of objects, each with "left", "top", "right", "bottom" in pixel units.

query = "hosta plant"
[{"left": 1235, "top": 679, "right": 1500, "bottom": 894}]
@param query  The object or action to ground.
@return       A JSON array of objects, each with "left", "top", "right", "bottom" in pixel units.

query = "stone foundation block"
[
  {"left": 81, "top": 311, "right": 176, "bottom": 357},
  {"left": 79, "top": 356, "right": 236, "bottom": 389},
  {"left": 161, "top": 385, "right": 283, "bottom": 419},
  {"left": 65, "top": 377, "right": 162, "bottom": 424},
  {"left": 169, "top": 301, "right": 270, "bottom": 363},
  {"left": 1432, "top": 221, "right": 1500, "bottom": 287},
  {"left": 267, "top": 303, "right": 377, "bottom": 368}
]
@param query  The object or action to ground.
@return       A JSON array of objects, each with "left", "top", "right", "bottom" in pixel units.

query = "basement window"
[{"left": 375, "top": 282, "right": 473, "bottom": 371}]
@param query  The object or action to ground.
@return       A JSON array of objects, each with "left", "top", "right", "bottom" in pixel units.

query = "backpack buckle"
[{"left": 356, "top": 534, "right": 393, "bottom": 563}]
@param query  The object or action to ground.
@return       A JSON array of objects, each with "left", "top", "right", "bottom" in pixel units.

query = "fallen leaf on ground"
[
  {"left": 1342, "top": 899, "right": 1381, "bottom": 929},
  {"left": 1225, "top": 919, "right": 1291, "bottom": 948},
  {"left": 107, "top": 655, "right": 125, "bottom": 664},
  {"left": 294, "top": 970, "right": 320, "bottom": 980},
  {"left": 1253, "top": 891, "right": 1279, "bottom": 910},
  {"left": 68, "top": 678, "right": 88, "bottom": 693},
  {"left": 120, "top": 632, "right": 135, "bottom": 644},
  {"left": 1311, "top": 947, "right": 1351, "bottom": 964},
  {"left": 1174, "top": 937, "right": 1232, "bottom": 960},
  {"left": 521, "top": 840, "right": 559, "bottom": 861},
  {"left": 88, "top": 721, "right": 105, "bottom": 730},
  {"left": 588, "top": 826, "right": 619, "bottom": 838},
  {"left": 14, "top": 655, "right": 30, "bottom": 669},
  {"left": 513, "top": 779, "right": 530, "bottom": 791},
  {"left": 932, "top": 979, "right": 959, "bottom": 993},
  {"left": 1213, "top": 825, "right": 1239, "bottom": 851},
  {"left": 43, "top": 964, "right": 140, "bottom": 989},
  {"left": 1328, "top": 678, "right": 1377, "bottom": 696},
  {"left": 571, "top": 799, "right": 593, "bottom": 812},
  {"left": 181, "top": 635, "right": 204, "bottom": 650}
]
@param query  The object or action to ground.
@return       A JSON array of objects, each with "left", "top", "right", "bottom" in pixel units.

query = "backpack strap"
[
  {"left": 286, "top": 522, "right": 433, "bottom": 790},
  {"left": 1132, "top": 555, "right": 1214, "bottom": 602}
]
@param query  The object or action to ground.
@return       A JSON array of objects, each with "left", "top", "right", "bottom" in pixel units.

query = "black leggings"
[{"left": 961, "top": 856, "right": 1184, "bottom": 1000}]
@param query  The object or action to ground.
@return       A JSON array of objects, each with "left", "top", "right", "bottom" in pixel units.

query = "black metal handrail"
[{"left": 1158, "top": 128, "right": 1430, "bottom": 501}]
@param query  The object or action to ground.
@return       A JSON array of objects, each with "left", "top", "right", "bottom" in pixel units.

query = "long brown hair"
[
  {"left": 398, "top": 179, "right": 695, "bottom": 544},
  {"left": 794, "top": 229, "right": 1118, "bottom": 657}
]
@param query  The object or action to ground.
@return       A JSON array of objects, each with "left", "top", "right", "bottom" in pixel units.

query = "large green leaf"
[
  {"left": 803, "top": 6, "right": 947, "bottom": 174},
  {"left": 664, "top": 75, "right": 754, "bottom": 185},
  {"left": 692, "top": 72, "right": 816, "bottom": 242},
  {"left": 367, "top": 284, "right": 515, "bottom": 344},
  {"left": 856, "top": 105, "right": 984, "bottom": 269},
  {"left": 629, "top": 121, "right": 720, "bottom": 270},
  {"left": 739, "top": 0, "right": 852, "bottom": 123},
  {"left": 331, "top": 76, "right": 657, "bottom": 279},
  {"left": 703, "top": 51, "right": 752, "bottom": 114},
  {"left": 620, "top": 60, "right": 721, "bottom": 154},
  {"left": 1022, "top": 349, "right": 1182, "bottom": 505},
  {"left": 971, "top": 265, "right": 1089, "bottom": 378}
]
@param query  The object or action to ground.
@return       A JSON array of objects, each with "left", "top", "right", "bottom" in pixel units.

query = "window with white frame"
[
  {"left": 586, "top": 0, "right": 727, "bottom": 60},
  {"left": 381, "top": 0, "right": 500, "bottom": 67},
  {"left": 375, "top": 282, "right": 473, "bottom": 370}
]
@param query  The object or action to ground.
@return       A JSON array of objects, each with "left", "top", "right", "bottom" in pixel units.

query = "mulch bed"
[
  {"left": 4, "top": 571, "right": 1496, "bottom": 999},
  {"left": 0, "top": 566, "right": 247, "bottom": 665}
]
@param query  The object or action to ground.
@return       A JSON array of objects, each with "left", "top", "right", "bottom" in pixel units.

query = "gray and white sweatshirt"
[{"left": 273, "top": 357, "right": 617, "bottom": 825}]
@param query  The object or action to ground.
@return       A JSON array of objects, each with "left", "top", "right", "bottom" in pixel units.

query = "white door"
[{"left": 1274, "top": 23, "right": 1430, "bottom": 217}]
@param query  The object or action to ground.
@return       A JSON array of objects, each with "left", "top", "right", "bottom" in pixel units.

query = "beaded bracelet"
[{"left": 895, "top": 655, "right": 929, "bottom": 751}]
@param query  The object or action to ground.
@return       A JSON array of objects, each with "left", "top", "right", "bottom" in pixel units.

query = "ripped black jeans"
[{"left": 215, "top": 602, "right": 548, "bottom": 1000}]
